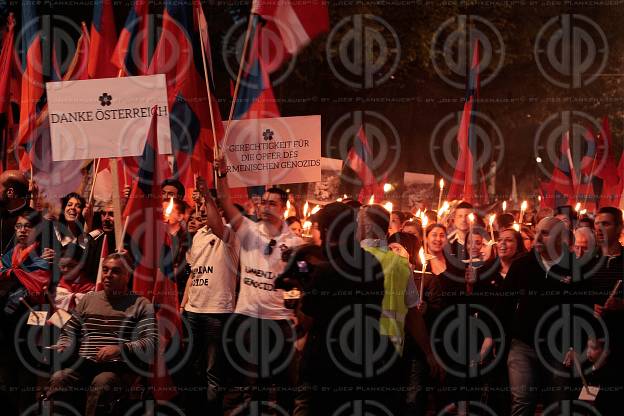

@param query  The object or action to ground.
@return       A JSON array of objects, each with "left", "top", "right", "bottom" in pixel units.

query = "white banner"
[
  {"left": 46, "top": 74, "right": 171, "bottom": 161},
  {"left": 224, "top": 115, "right": 321, "bottom": 187}
]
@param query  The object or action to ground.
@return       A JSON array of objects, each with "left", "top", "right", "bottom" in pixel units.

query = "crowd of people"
[{"left": 0, "top": 165, "right": 622, "bottom": 416}]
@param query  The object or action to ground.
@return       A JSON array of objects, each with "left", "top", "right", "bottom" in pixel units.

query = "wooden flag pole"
[
  {"left": 111, "top": 158, "right": 124, "bottom": 251},
  {"left": 111, "top": 68, "right": 126, "bottom": 251},
  {"left": 222, "top": 13, "right": 257, "bottom": 148},
  {"left": 196, "top": 5, "right": 219, "bottom": 189}
]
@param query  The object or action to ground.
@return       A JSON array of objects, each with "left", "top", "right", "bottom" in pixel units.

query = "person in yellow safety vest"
[{"left": 358, "top": 204, "right": 442, "bottom": 379}]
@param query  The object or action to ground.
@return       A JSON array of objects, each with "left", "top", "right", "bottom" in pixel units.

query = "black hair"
[
  {"left": 496, "top": 213, "right": 515, "bottom": 229},
  {"left": 456, "top": 201, "right": 474, "bottom": 210},
  {"left": 161, "top": 178, "right": 185, "bottom": 198},
  {"left": 387, "top": 231, "right": 421, "bottom": 263},
  {"left": 285, "top": 216, "right": 301, "bottom": 226},
  {"left": 425, "top": 223, "right": 447, "bottom": 237},
  {"left": 390, "top": 210, "right": 407, "bottom": 224},
  {"left": 18, "top": 207, "right": 42, "bottom": 228},
  {"left": 497, "top": 228, "right": 528, "bottom": 258},
  {"left": 60, "top": 192, "right": 86, "bottom": 224},
  {"left": 265, "top": 187, "right": 288, "bottom": 205},
  {"left": 597, "top": 206, "right": 623, "bottom": 227},
  {"left": 318, "top": 202, "right": 354, "bottom": 243}
]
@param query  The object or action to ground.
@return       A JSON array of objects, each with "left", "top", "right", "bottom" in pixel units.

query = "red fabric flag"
[
  {"left": 121, "top": 109, "right": 178, "bottom": 400},
  {"left": 17, "top": 4, "right": 45, "bottom": 169},
  {"left": 446, "top": 41, "right": 488, "bottom": 206},
  {"left": 0, "top": 14, "right": 20, "bottom": 171},
  {"left": 88, "top": 0, "right": 118, "bottom": 78},
  {"left": 251, "top": 0, "right": 329, "bottom": 71},
  {"left": 148, "top": 1, "right": 224, "bottom": 198},
  {"left": 112, "top": 0, "right": 150, "bottom": 76},
  {"left": 0, "top": 14, "right": 17, "bottom": 117}
]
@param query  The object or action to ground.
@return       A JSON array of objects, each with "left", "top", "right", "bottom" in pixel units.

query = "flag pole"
[
  {"left": 222, "top": 13, "right": 257, "bottom": 149},
  {"left": 196, "top": 5, "right": 219, "bottom": 189},
  {"left": 110, "top": 67, "right": 125, "bottom": 249}
]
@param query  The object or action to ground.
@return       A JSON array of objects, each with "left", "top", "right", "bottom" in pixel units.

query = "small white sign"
[
  {"left": 46, "top": 74, "right": 172, "bottom": 161},
  {"left": 27, "top": 311, "right": 48, "bottom": 326},
  {"left": 223, "top": 115, "right": 321, "bottom": 187}
]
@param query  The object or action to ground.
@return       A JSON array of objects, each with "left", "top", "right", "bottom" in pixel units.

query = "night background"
[{"left": 2, "top": 0, "right": 623, "bottom": 202}]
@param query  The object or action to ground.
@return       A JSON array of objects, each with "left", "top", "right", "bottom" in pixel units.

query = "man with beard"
[
  {"left": 82, "top": 203, "right": 131, "bottom": 279},
  {"left": 0, "top": 171, "right": 30, "bottom": 257}
]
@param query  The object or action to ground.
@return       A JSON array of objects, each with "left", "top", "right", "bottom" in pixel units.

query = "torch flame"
[
  {"left": 489, "top": 213, "right": 496, "bottom": 225},
  {"left": 438, "top": 201, "right": 450, "bottom": 216},
  {"left": 512, "top": 222, "right": 520, "bottom": 232},
  {"left": 284, "top": 200, "right": 291, "bottom": 219},
  {"left": 575, "top": 202, "right": 581, "bottom": 212},
  {"left": 383, "top": 183, "right": 392, "bottom": 193},
  {"left": 502, "top": 201, "right": 507, "bottom": 212},
  {"left": 383, "top": 202, "right": 393, "bottom": 212},
  {"left": 521, "top": 200, "right": 528, "bottom": 211},
  {"left": 303, "top": 201, "right": 309, "bottom": 218},
  {"left": 165, "top": 197, "right": 174, "bottom": 217},
  {"left": 310, "top": 205, "right": 321, "bottom": 215},
  {"left": 368, "top": 194, "right": 375, "bottom": 205},
  {"left": 418, "top": 247, "right": 426, "bottom": 265},
  {"left": 439, "top": 178, "right": 444, "bottom": 189},
  {"left": 468, "top": 213, "right": 475, "bottom": 223},
  {"left": 421, "top": 212, "right": 428, "bottom": 228}
]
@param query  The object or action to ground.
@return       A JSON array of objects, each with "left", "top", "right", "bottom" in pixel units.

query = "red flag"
[
  {"left": 446, "top": 41, "right": 488, "bottom": 206},
  {"left": 65, "top": 23, "right": 91, "bottom": 81},
  {"left": 112, "top": 0, "right": 149, "bottom": 76},
  {"left": 17, "top": 3, "right": 45, "bottom": 168},
  {"left": 88, "top": 0, "right": 118, "bottom": 78},
  {"left": 251, "top": 0, "right": 329, "bottom": 71},
  {"left": 540, "top": 132, "right": 576, "bottom": 208},
  {"left": 595, "top": 117, "right": 621, "bottom": 208},
  {"left": 122, "top": 109, "right": 171, "bottom": 299},
  {"left": 233, "top": 22, "right": 280, "bottom": 120},
  {"left": 122, "top": 108, "right": 178, "bottom": 400},
  {"left": 0, "top": 14, "right": 17, "bottom": 117},
  {"left": 148, "top": 1, "right": 224, "bottom": 197},
  {"left": 0, "top": 14, "right": 20, "bottom": 171}
]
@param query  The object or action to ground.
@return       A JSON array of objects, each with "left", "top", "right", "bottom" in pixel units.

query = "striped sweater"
[{"left": 57, "top": 291, "right": 157, "bottom": 360}]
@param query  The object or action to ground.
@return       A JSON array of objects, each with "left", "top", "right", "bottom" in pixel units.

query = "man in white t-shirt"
[
  {"left": 179, "top": 192, "right": 239, "bottom": 415},
  {"left": 214, "top": 158, "right": 303, "bottom": 415}
]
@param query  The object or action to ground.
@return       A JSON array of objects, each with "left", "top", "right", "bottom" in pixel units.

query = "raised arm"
[{"left": 214, "top": 157, "right": 245, "bottom": 232}]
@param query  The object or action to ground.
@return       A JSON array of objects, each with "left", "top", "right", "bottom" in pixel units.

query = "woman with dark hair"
[
  {"left": 477, "top": 228, "right": 527, "bottom": 416},
  {"left": 403, "top": 224, "right": 446, "bottom": 415},
  {"left": 55, "top": 192, "right": 88, "bottom": 247},
  {"left": 285, "top": 216, "right": 303, "bottom": 238}
]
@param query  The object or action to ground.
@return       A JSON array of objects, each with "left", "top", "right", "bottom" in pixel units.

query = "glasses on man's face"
[
  {"left": 264, "top": 239, "right": 277, "bottom": 256},
  {"left": 15, "top": 223, "right": 32, "bottom": 231}
]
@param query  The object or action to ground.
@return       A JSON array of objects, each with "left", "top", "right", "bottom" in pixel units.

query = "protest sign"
[
  {"left": 46, "top": 74, "right": 171, "bottom": 161},
  {"left": 224, "top": 115, "right": 321, "bottom": 187}
]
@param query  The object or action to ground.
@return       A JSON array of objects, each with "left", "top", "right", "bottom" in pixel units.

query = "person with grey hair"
[
  {"left": 495, "top": 217, "right": 578, "bottom": 415},
  {"left": 573, "top": 226, "right": 596, "bottom": 260}
]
